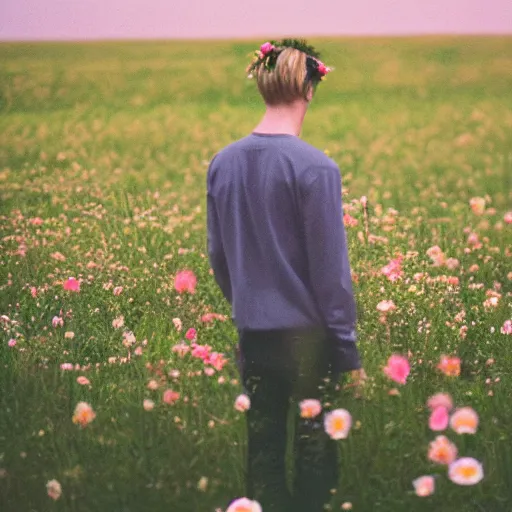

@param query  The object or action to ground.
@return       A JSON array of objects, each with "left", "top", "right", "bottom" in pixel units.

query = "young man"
[{"left": 207, "top": 39, "right": 366, "bottom": 512}]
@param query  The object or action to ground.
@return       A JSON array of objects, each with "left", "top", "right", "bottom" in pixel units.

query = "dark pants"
[{"left": 238, "top": 327, "right": 341, "bottom": 512}]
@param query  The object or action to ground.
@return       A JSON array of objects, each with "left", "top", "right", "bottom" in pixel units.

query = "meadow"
[{"left": 0, "top": 36, "right": 511, "bottom": 512}]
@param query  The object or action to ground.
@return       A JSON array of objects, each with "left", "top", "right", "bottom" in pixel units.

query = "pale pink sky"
[{"left": 0, "top": 0, "right": 511, "bottom": 40}]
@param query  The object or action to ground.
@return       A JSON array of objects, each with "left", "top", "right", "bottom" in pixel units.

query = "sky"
[{"left": 0, "top": 0, "right": 511, "bottom": 41}]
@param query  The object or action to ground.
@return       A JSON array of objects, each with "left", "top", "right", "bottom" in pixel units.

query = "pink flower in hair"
[
  {"left": 260, "top": 42, "right": 275, "bottom": 56},
  {"left": 318, "top": 62, "right": 328, "bottom": 75}
]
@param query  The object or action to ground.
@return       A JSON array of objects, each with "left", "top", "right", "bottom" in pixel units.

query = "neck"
[{"left": 253, "top": 100, "right": 308, "bottom": 137}]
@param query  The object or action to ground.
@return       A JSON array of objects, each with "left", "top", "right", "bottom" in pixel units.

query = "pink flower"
[
  {"left": 207, "top": 351, "right": 229, "bottom": 371},
  {"left": 428, "top": 435, "right": 458, "bottom": 465},
  {"left": 60, "top": 363, "right": 73, "bottom": 371},
  {"left": 162, "top": 389, "right": 180, "bottom": 405},
  {"left": 324, "top": 409, "right": 352, "bottom": 439},
  {"left": 76, "top": 376, "right": 90, "bottom": 386},
  {"left": 501, "top": 320, "right": 512, "bottom": 335},
  {"left": 174, "top": 270, "right": 197, "bottom": 294},
  {"left": 448, "top": 457, "right": 484, "bottom": 485},
  {"left": 172, "top": 343, "right": 190, "bottom": 357},
  {"left": 143, "top": 399, "right": 155, "bottom": 411},
  {"left": 200, "top": 312, "right": 228, "bottom": 323},
  {"left": 412, "top": 475, "right": 435, "bottom": 497},
  {"left": 235, "top": 394, "right": 251, "bottom": 412},
  {"left": 381, "top": 256, "right": 403, "bottom": 282},
  {"left": 427, "top": 392, "right": 453, "bottom": 412},
  {"left": 469, "top": 197, "right": 486, "bottom": 215},
  {"left": 437, "top": 355, "right": 461, "bottom": 377},
  {"left": 504, "top": 211, "right": 512, "bottom": 224},
  {"left": 185, "top": 328, "right": 197, "bottom": 341},
  {"left": 191, "top": 343, "right": 212, "bottom": 361},
  {"left": 29, "top": 217, "right": 44, "bottom": 226},
  {"left": 383, "top": 354, "right": 410, "bottom": 385},
  {"left": 317, "top": 61, "right": 329, "bottom": 75},
  {"left": 8, "top": 338, "right": 16, "bottom": 347},
  {"left": 172, "top": 317, "right": 182, "bottom": 331},
  {"left": 299, "top": 399, "right": 322, "bottom": 419},
  {"left": 52, "top": 316, "right": 64, "bottom": 328},
  {"left": 343, "top": 213, "right": 358, "bottom": 227},
  {"left": 260, "top": 42, "right": 275, "bottom": 55},
  {"left": 226, "top": 497, "right": 262, "bottom": 512},
  {"left": 46, "top": 479, "right": 62, "bottom": 500},
  {"left": 429, "top": 406, "right": 449, "bottom": 431},
  {"left": 72, "top": 402, "right": 96, "bottom": 427},
  {"left": 63, "top": 277, "right": 80, "bottom": 292},
  {"left": 376, "top": 300, "right": 396, "bottom": 313},
  {"left": 30, "top": 286, "right": 37, "bottom": 297},
  {"left": 113, "top": 286, "right": 123, "bottom": 296},
  {"left": 450, "top": 407, "right": 479, "bottom": 434}
]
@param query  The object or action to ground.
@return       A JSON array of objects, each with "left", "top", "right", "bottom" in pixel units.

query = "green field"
[{"left": 1, "top": 36, "right": 512, "bottom": 512}]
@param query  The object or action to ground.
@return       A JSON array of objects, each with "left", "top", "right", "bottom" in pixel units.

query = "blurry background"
[{"left": 0, "top": 0, "right": 511, "bottom": 41}]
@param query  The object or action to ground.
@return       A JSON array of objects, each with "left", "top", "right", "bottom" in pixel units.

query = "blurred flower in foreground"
[
  {"left": 234, "top": 394, "right": 251, "bottom": 412},
  {"left": 143, "top": 399, "right": 155, "bottom": 411},
  {"left": 72, "top": 402, "right": 96, "bottom": 427},
  {"left": 427, "top": 393, "right": 453, "bottom": 412},
  {"left": 76, "top": 376, "right": 90, "bottom": 386},
  {"left": 299, "top": 399, "right": 322, "bottom": 419},
  {"left": 412, "top": 475, "right": 435, "bottom": 497},
  {"left": 63, "top": 277, "right": 80, "bottom": 292},
  {"left": 429, "top": 406, "right": 449, "bottom": 431},
  {"left": 383, "top": 354, "right": 410, "bottom": 385},
  {"left": 46, "top": 479, "right": 62, "bottom": 500},
  {"left": 162, "top": 389, "right": 180, "bottom": 405},
  {"left": 448, "top": 458, "right": 484, "bottom": 485},
  {"left": 226, "top": 497, "right": 262, "bottom": 512},
  {"left": 174, "top": 270, "right": 197, "bottom": 294},
  {"left": 504, "top": 211, "right": 512, "bottom": 224},
  {"left": 450, "top": 407, "right": 479, "bottom": 434},
  {"left": 437, "top": 355, "right": 461, "bottom": 377},
  {"left": 324, "top": 409, "right": 352, "bottom": 439},
  {"left": 501, "top": 320, "right": 512, "bottom": 335},
  {"left": 428, "top": 435, "right": 458, "bottom": 465}
]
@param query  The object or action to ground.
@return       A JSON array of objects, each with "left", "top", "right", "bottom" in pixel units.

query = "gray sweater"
[{"left": 206, "top": 132, "right": 361, "bottom": 372}]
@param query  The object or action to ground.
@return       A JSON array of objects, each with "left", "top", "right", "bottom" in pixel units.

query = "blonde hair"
[{"left": 256, "top": 47, "right": 309, "bottom": 105}]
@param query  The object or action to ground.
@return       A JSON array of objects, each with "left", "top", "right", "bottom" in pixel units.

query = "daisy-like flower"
[
  {"left": 72, "top": 402, "right": 96, "bottom": 427},
  {"left": 412, "top": 475, "right": 435, "bottom": 497},
  {"left": 427, "top": 435, "right": 458, "bottom": 465},
  {"left": 437, "top": 355, "right": 461, "bottom": 377},
  {"left": 234, "top": 394, "right": 251, "bottom": 412},
  {"left": 324, "top": 409, "right": 352, "bottom": 440},
  {"left": 299, "top": 399, "right": 322, "bottom": 419},
  {"left": 448, "top": 458, "right": 484, "bottom": 485},
  {"left": 450, "top": 407, "right": 479, "bottom": 434},
  {"left": 46, "top": 479, "right": 62, "bottom": 500},
  {"left": 226, "top": 497, "right": 262, "bottom": 512}
]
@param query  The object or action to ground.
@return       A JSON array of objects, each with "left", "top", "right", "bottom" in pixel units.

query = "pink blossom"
[
  {"left": 412, "top": 475, "right": 435, "bottom": 497},
  {"left": 235, "top": 394, "right": 251, "bottom": 412},
  {"left": 260, "top": 42, "right": 275, "bottom": 55},
  {"left": 30, "top": 286, "right": 38, "bottom": 298},
  {"left": 8, "top": 338, "right": 16, "bottom": 347},
  {"left": 76, "top": 376, "right": 90, "bottom": 386},
  {"left": 381, "top": 256, "right": 403, "bottom": 282},
  {"left": 185, "top": 328, "right": 197, "bottom": 341},
  {"left": 427, "top": 393, "right": 453, "bottom": 411},
  {"left": 113, "top": 286, "right": 123, "bottom": 296},
  {"left": 60, "top": 363, "right": 73, "bottom": 371},
  {"left": 63, "top": 277, "right": 80, "bottom": 292},
  {"left": 317, "top": 61, "right": 329, "bottom": 75},
  {"left": 191, "top": 343, "right": 212, "bottom": 361},
  {"left": 504, "top": 212, "right": 512, "bottom": 224},
  {"left": 204, "top": 367, "right": 215, "bottom": 376},
  {"left": 376, "top": 300, "right": 396, "bottom": 313},
  {"left": 343, "top": 213, "right": 358, "bottom": 227},
  {"left": 29, "top": 217, "right": 44, "bottom": 226},
  {"left": 501, "top": 320, "right": 512, "bottom": 335},
  {"left": 437, "top": 355, "right": 461, "bottom": 377},
  {"left": 200, "top": 312, "right": 228, "bottom": 323},
  {"left": 174, "top": 270, "right": 197, "bottom": 294},
  {"left": 207, "top": 351, "right": 229, "bottom": 371},
  {"left": 383, "top": 354, "right": 410, "bottom": 385},
  {"left": 172, "top": 343, "right": 190, "bottom": 357},
  {"left": 429, "top": 406, "right": 449, "bottom": 431},
  {"left": 52, "top": 316, "right": 64, "bottom": 328},
  {"left": 162, "top": 389, "right": 180, "bottom": 404}
]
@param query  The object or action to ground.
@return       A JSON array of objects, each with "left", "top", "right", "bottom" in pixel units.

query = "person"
[{"left": 206, "top": 39, "right": 366, "bottom": 512}]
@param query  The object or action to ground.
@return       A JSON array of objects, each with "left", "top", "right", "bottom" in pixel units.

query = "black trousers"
[{"left": 238, "top": 327, "right": 341, "bottom": 512}]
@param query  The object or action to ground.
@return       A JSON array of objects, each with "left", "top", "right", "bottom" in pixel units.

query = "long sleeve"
[
  {"left": 301, "top": 165, "right": 361, "bottom": 373},
  {"left": 207, "top": 189, "right": 232, "bottom": 304}
]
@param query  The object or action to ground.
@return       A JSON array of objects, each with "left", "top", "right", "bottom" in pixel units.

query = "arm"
[
  {"left": 206, "top": 188, "right": 232, "bottom": 304},
  {"left": 302, "top": 165, "right": 361, "bottom": 373}
]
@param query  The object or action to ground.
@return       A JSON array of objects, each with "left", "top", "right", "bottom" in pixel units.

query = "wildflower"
[
  {"left": 428, "top": 435, "right": 458, "bottom": 465},
  {"left": 147, "top": 380, "right": 159, "bottom": 390},
  {"left": 191, "top": 343, "right": 212, "bottom": 361},
  {"left": 185, "top": 328, "right": 197, "bottom": 341},
  {"left": 412, "top": 475, "right": 435, "bottom": 497},
  {"left": 112, "top": 315, "right": 124, "bottom": 329},
  {"left": 122, "top": 331, "right": 136, "bottom": 347},
  {"left": 343, "top": 213, "right": 358, "bottom": 227},
  {"left": 381, "top": 256, "right": 403, "bottom": 282},
  {"left": 234, "top": 394, "right": 251, "bottom": 412},
  {"left": 324, "top": 409, "right": 352, "bottom": 439},
  {"left": 207, "top": 351, "right": 229, "bottom": 371},
  {"left": 501, "top": 320, "right": 512, "bottom": 335},
  {"left": 448, "top": 458, "right": 484, "bottom": 485},
  {"left": 197, "top": 476, "right": 208, "bottom": 492},
  {"left": 226, "top": 497, "right": 262, "bottom": 512},
  {"left": 450, "top": 407, "right": 479, "bottom": 434},
  {"left": 174, "top": 270, "right": 197, "bottom": 294},
  {"left": 172, "top": 317, "right": 182, "bottom": 331},
  {"left": 341, "top": 503, "right": 353, "bottom": 510},
  {"left": 46, "top": 479, "right": 62, "bottom": 500},
  {"left": 383, "top": 354, "right": 410, "bottom": 385},
  {"left": 76, "top": 376, "right": 90, "bottom": 386},
  {"left": 52, "top": 316, "right": 64, "bottom": 328},
  {"left": 426, "top": 246, "right": 446, "bottom": 267},
  {"left": 8, "top": 338, "right": 16, "bottom": 347},
  {"left": 445, "top": 258, "right": 460, "bottom": 270},
  {"left": 172, "top": 343, "right": 190, "bottom": 357},
  {"left": 429, "top": 406, "right": 449, "bottom": 431},
  {"left": 162, "top": 389, "right": 180, "bottom": 404},
  {"left": 113, "top": 286, "right": 123, "bottom": 296},
  {"left": 72, "top": 402, "right": 96, "bottom": 427},
  {"left": 469, "top": 197, "right": 486, "bottom": 215},
  {"left": 299, "top": 399, "right": 322, "bottom": 419},
  {"left": 204, "top": 367, "right": 215, "bottom": 376},
  {"left": 427, "top": 393, "right": 453, "bottom": 412},
  {"left": 504, "top": 211, "right": 512, "bottom": 224},
  {"left": 376, "top": 300, "right": 396, "bottom": 313},
  {"left": 63, "top": 277, "right": 80, "bottom": 292},
  {"left": 437, "top": 355, "right": 461, "bottom": 377},
  {"left": 64, "top": 331, "right": 75, "bottom": 339},
  {"left": 60, "top": 363, "right": 73, "bottom": 370},
  {"left": 143, "top": 399, "right": 155, "bottom": 411},
  {"left": 201, "top": 312, "right": 228, "bottom": 323},
  {"left": 260, "top": 42, "right": 275, "bottom": 55}
]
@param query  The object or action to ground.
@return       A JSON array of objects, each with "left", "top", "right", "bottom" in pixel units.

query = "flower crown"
[{"left": 246, "top": 38, "right": 332, "bottom": 83}]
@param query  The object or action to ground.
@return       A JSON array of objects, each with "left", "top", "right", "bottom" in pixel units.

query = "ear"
[{"left": 305, "top": 83, "right": 314, "bottom": 102}]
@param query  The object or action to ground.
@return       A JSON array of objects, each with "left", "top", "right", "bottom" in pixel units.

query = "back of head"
[{"left": 246, "top": 39, "right": 332, "bottom": 106}]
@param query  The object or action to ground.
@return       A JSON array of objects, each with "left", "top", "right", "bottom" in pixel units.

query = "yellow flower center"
[
  {"left": 332, "top": 417, "right": 345, "bottom": 431},
  {"left": 456, "top": 465, "right": 478, "bottom": 479}
]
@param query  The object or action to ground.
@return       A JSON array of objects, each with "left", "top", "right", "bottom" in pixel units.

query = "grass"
[{"left": 0, "top": 36, "right": 511, "bottom": 512}]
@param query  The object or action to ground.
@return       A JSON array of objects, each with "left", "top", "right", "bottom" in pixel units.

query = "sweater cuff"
[{"left": 332, "top": 339, "right": 362, "bottom": 373}]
